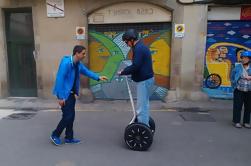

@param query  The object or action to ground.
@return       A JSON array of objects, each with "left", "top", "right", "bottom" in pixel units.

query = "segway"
[{"left": 124, "top": 76, "right": 155, "bottom": 151}]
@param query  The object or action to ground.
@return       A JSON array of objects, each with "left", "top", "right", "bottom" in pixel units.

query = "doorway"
[{"left": 5, "top": 8, "right": 37, "bottom": 97}]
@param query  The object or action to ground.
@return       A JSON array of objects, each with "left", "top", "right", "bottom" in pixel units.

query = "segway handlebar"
[{"left": 124, "top": 76, "right": 137, "bottom": 124}]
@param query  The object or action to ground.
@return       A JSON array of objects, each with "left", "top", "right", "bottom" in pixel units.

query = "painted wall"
[
  {"left": 88, "top": 23, "right": 171, "bottom": 100},
  {"left": 203, "top": 21, "right": 251, "bottom": 99}
]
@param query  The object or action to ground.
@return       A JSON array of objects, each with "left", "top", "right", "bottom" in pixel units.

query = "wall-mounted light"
[
  {"left": 177, "top": 0, "right": 251, "bottom": 5},
  {"left": 176, "top": 0, "right": 214, "bottom": 5},
  {"left": 212, "top": 0, "right": 249, "bottom": 5}
]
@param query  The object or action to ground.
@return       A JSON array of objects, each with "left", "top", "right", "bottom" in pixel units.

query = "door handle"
[{"left": 33, "top": 50, "right": 37, "bottom": 61}]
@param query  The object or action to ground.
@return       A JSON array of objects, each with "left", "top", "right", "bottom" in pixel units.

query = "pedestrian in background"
[
  {"left": 231, "top": 50, "right": 251, "bottom": 128},
  {"left": 118, "top": 29, "right": 154, "bottom": 127},
  {"left": 51, "top": 45, "right": 108, "bottom": 145}
]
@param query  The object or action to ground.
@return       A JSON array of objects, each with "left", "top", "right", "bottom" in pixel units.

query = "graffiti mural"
[
  {"left": 203, "top": 21, "right": 251, "bottom": 99},
  {"left": 88, "top": 23, "right": 171, "bottom": 100}
]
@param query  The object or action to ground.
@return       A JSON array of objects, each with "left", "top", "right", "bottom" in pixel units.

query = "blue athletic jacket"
[{"left": 53, "top": 55, "right": 100, "bottom": 100}]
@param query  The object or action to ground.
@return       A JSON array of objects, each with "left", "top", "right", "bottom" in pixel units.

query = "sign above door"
[
  {"left": 88, "top": 2, "right": 171, "bottom": 24},
  {"left": 46, "top": 0, "right": 64, "bottom": 18}
]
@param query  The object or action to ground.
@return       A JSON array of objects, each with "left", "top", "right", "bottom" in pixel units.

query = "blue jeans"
[
  {"left": 136, "top": 77, "right": 154, "bottom": 126},
  {"left": 52, "top": 94, "right": 76, "bottom": 139}
]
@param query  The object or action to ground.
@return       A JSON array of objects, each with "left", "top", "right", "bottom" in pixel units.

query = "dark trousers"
[
  {"left": 52, "top": 94, "right": 76, "bottom": 139},
  {"left": 233, "top": 89, "right": 251, "bottom": 124}
]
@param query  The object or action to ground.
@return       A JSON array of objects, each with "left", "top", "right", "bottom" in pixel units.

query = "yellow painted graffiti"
[
  {"left": 139, "top": 30, "right": 151, "bottom": 37},
  {"left": 150, "top": 39, "right": 170, "bottom": 76},
  {"left": 208, "top": 42, "right": 250, "bottom": 50},
  {"left": 89, "top": 41, "right": 110, "bottom": 72},
  {"left": 104, "top": 32, "right": 117, "bottom": 38},
  {"left": 207, "top": 62, "right": 230, "bottom": 86},
  {"left": 206, "top": 42, "right": 251, "bottom": 86}
]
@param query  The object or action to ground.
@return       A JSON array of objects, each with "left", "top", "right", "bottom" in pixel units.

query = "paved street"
[{"left": 0, "top": 99, "right": 250, "bottom": 166}]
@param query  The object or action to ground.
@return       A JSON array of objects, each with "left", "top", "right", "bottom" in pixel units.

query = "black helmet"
[{"left": 122, "top": 29, "right": 138, "bottom": 41}]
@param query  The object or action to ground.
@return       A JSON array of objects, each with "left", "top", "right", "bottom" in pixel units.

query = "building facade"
[{"left": 0, "top": 0, "right": 250, "bottom": 101}]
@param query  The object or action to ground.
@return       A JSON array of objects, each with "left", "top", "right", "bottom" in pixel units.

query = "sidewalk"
[{"left": 0, "top": 97, "right": 233, "bottom": 112}]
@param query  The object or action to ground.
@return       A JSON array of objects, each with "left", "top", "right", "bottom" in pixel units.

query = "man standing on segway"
[{"left": 118, "top": 29, "right": 154, "bottom": 127}]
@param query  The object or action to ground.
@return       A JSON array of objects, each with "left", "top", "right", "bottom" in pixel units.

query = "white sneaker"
[
  {"left": 243, "top": 123, "right": 251, "bottom": 129},
  {"left": 234, "top": 123, "right": 242, "bottom": 128}
]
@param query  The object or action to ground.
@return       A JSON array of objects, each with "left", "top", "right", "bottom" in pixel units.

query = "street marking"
[
  {"left": 0, "top": 109, "right": 15, "bottom": 119},
  {"left": 42, "top": 109, "right": 175, "bottom": 112}
]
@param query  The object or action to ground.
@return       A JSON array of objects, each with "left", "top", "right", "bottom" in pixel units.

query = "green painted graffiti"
[{"left": 89, "top": 32, "right": 124, "bottom": 86}]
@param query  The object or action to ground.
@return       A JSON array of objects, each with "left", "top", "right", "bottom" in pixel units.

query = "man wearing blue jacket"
[
  {"left": 118, "top": 29, "right": 154, "bottom": 127},
  {"left": 51, "top": 45, "right": 108, "bottom": 145}
]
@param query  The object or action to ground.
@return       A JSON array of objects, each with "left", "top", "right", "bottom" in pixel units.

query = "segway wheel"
[
  {"left": 149, "top": 117, "right": 155, "bottom": 134},
  {"left": 124, "top": 123, "right": 153, "bottom": 151}
]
